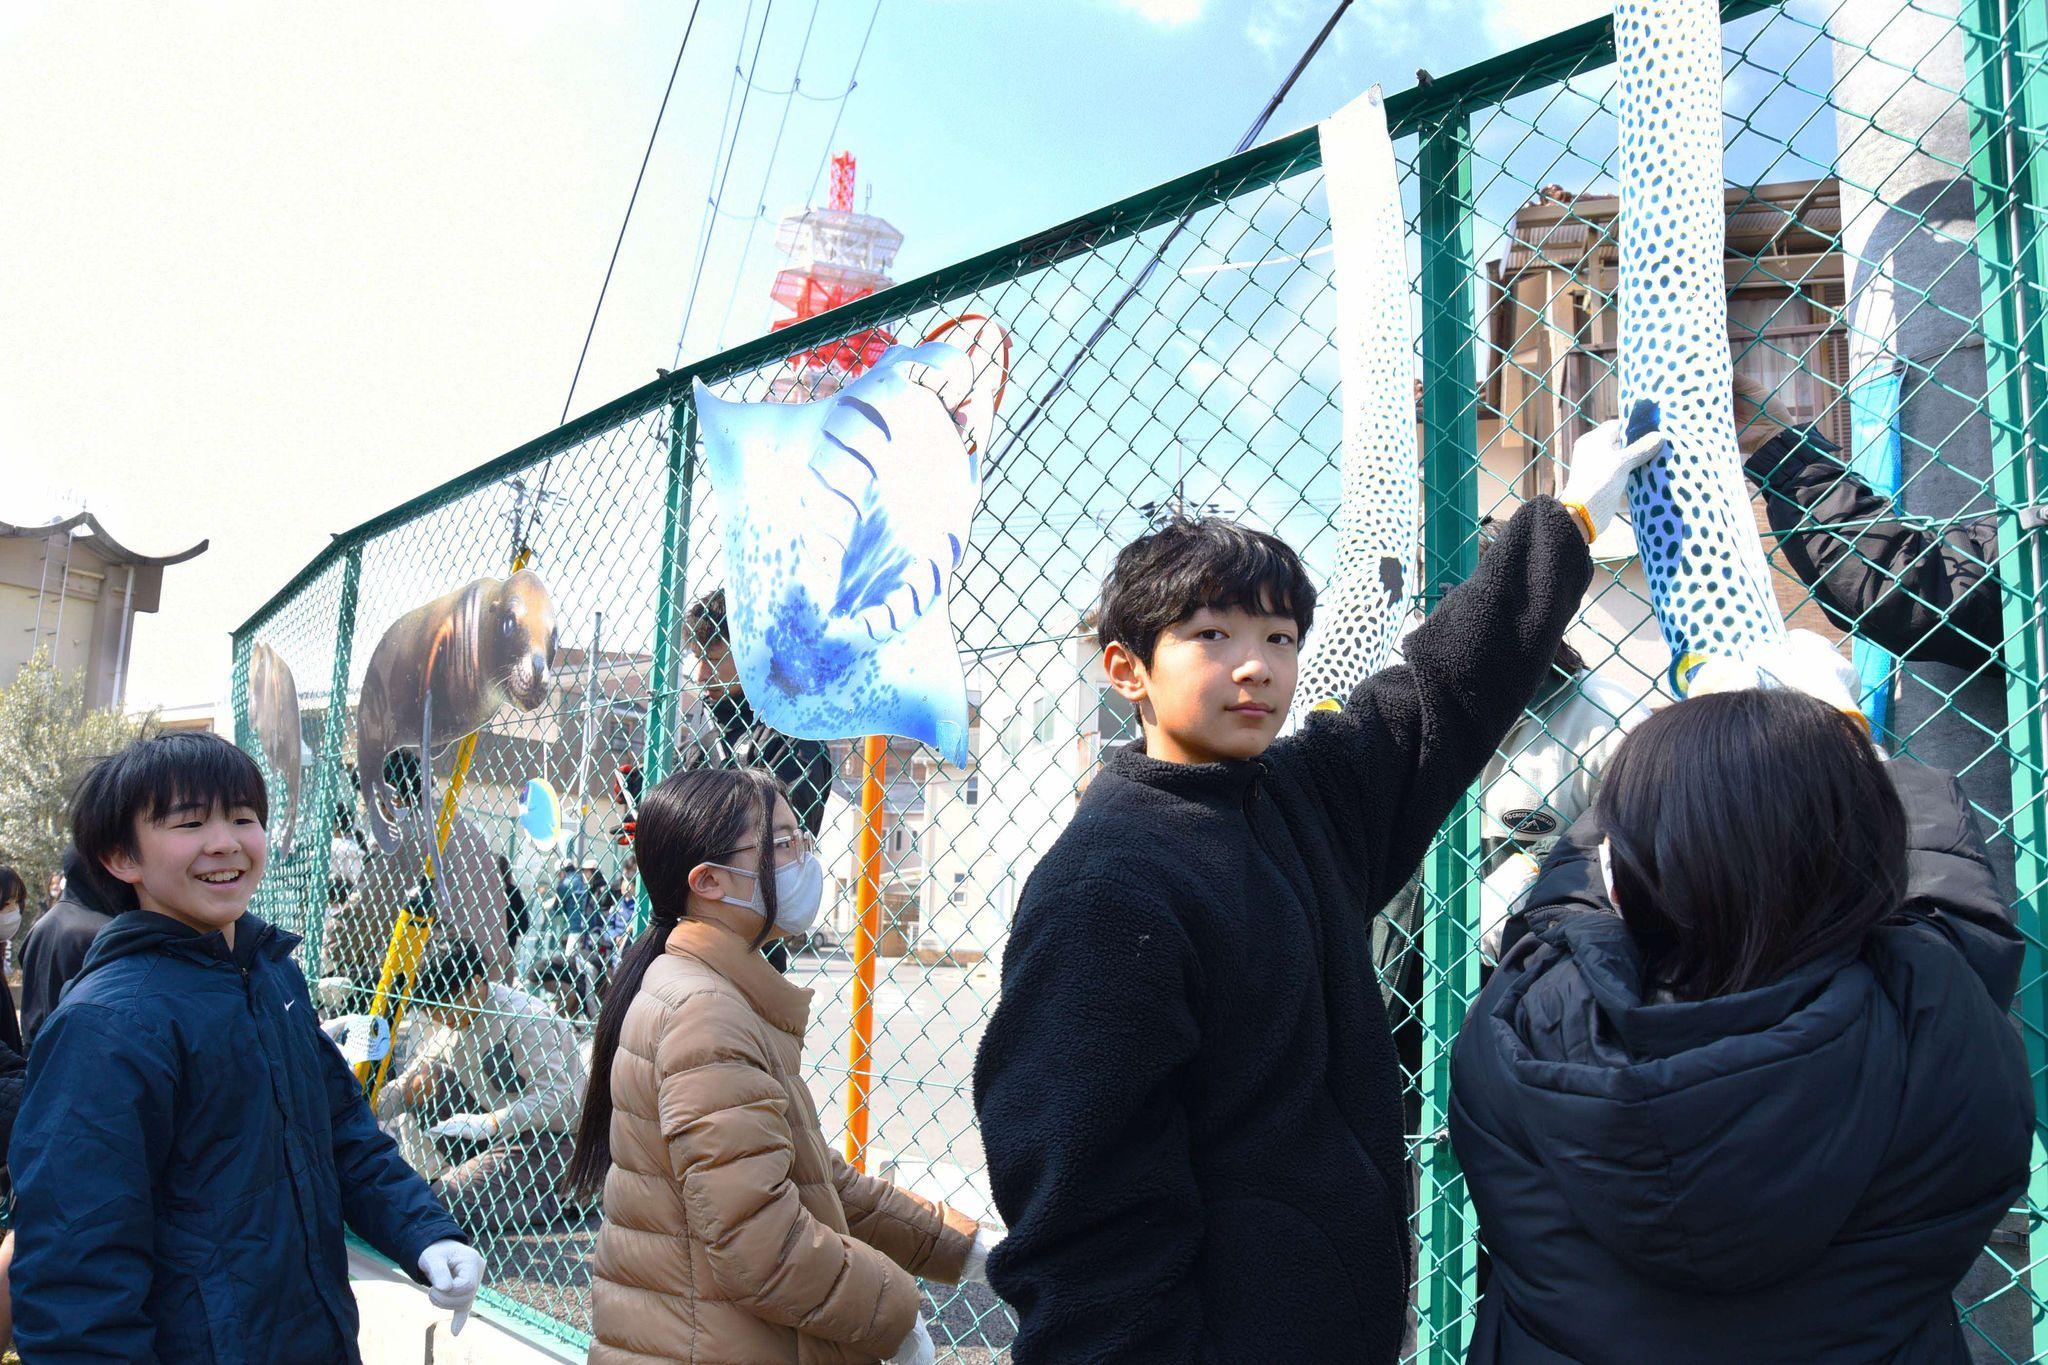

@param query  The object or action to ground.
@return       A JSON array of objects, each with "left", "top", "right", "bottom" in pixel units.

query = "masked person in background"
[
  {"left": 0, "top": 867, "right": 26, "bottom": 1054},
  {"left": 568, "top": 767, "right": 995, "bottom": 1365},
  {"left": 680, "top": 590, "right": 838, "bottom": 974},
  {"left": 0, "top": 867, "right": 26, "bottom": 1347},
  {"left": 372, "top": 937, "right": 586, "bottom": 1232}
]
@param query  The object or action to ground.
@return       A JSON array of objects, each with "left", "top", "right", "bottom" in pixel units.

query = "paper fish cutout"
[
  {"left": 356, "top": 570, "right": 557, "bottom": 853},
  {"left": 519, "top": 777, "right": 563, "bottom": 849},
  {"left": 694, "top": 324, "right": 1006, "bottom": 764},
  {"left": 1296, "top": 85, "right": 1420, "bottom": 721},
  {"left": 247, "top": 642, "right": 303, "bottom": 858},
  {"left": 1613, "top": 0, "right": 1788, "bottom": 692}
]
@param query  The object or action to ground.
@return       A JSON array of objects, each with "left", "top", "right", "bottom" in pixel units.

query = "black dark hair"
[
  {"left": 73, "top": 732, "right": 270, "bottom": 879},
  {"left": 1096, "top": 517, "right": 1316, "bottom": 667},
  {"left": 684, "top": 589, "right": 730, "bottom": 652},
  {"left": 383, "top": 749, "right": 422, "bottom": 804},
  {"left": 417, "top": 937, "right": 490, "bottom": 1004},
  {"left": 565, "top": 766, "right": 787, "bottom": 1200},
  {"left": 1595, "top": 689, "right": 1906, "bottom": 1001},
  {"left": 0, "top": 867, "right": 24, "bottom": 910}
]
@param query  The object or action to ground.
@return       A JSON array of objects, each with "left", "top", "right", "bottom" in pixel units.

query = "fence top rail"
[{"left": 231, "top": 0, "right": 1781, "bottom": 646}]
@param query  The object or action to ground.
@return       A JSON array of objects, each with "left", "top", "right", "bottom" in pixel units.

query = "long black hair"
[
  {"left": 564, "top": 765, "right": 788, "bottom": 1200},
  {"left": 1595, "top": 688, "right": 1906, "bottom": 1000}
]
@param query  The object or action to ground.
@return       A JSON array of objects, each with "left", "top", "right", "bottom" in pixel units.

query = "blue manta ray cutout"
[{"left": 695, "top": 335, "right": 1002, "bottom": 764}]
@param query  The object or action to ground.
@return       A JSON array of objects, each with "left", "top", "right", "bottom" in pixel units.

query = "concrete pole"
[
  {"left": 1833, "top": 0, "right": 2011, "bottom": 884},
  {"left": 1834, "top": 8, "right": 2026, "bottom": 1354}
]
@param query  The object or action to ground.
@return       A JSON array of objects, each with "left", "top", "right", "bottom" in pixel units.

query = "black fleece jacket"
[
  {"left": 1746, "top": 427, "right": 2003, "bottom": 670},
  {"left": 972, "top": 497, "right": 1592, "bottom": 1364}
]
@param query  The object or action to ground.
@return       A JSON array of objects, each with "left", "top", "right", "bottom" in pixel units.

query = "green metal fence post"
[
  {"left": 297, "top": 546, "right": 362, "bottom": 964},
  {"left": 1416, "top": 103, "right": 1483, "bottom": 1365},
  {"left": 1967, "top": 0, "right": 2048, "bottom": 1351},
  {"left": 229, "top": 634, "right": 254, "bottom": 754},
  {"left": 634, "top": 398, "right": 695, "bottom": 936}
]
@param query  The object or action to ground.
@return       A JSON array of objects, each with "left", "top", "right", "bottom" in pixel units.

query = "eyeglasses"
[{"left": 720, "top": 830, "right": 816, "bottom": 865}]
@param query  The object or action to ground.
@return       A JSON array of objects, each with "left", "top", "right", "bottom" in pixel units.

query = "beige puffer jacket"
[{"left": 589, "top": 919, "right": 978, "bottom": 1365}]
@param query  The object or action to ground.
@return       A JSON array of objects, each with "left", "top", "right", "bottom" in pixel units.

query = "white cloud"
[
  {"left": 1110, "top": 0, "right": 1207, "bottom": 27},
  {"left": 1481, "top": 0, "right": 1612, "bottom": 46}
]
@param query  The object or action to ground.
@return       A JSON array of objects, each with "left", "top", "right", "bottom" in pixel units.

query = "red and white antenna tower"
[{"left": 768, "top": 151, "right": 904, "bottom": 399}]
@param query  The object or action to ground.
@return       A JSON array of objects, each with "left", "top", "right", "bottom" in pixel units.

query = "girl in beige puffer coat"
[{"left": 567, "top": 767, "right": 993, "bottom": 1365}]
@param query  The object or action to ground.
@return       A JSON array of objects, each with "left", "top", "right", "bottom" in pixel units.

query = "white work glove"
[
  {"left": 962, "top": 1228, "right": 1002, "bottom": 1285},
  {"left": 429, "top": 1112, "right": 500, "bottom": 1143},
  {"left": 313, "top": 975, "right": 354, "bottom": 1011},
  {"left": 1686, "top": 628, "right": 1862, "bottom": 714},
  {"left": 417, "top": 1239, "right": 484, "bottom": 1336},
  {"left": 1556, "top": 405, "right": 1666, "bottom": 541},
  {"left": 887, "top": 1312, "right": 935, "bottom": 1365},
  {"left": 323, "top": 1013, "right": 391, "bottom": 1067}
]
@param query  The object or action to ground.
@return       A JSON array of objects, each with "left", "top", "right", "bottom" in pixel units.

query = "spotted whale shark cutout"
[
  {"left": 1614, "top": 0, "right": 1787, "bottom": 692},
  {"left": 1295, "top": 85, "right": 1420, "bottom": 723},
  {"left": 695, "top": 325, "right": 1006, "bottom": 765}
]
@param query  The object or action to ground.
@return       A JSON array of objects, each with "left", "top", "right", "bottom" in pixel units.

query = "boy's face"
[
  {"left": 1105, "top": 605, "right": 1300, "bottom": 765},
  {"left": 692, "top": 638, "right": 743, "bottom": 698},
  {"left": 102, "top": 798, "right": 267, "bottom": 937}
]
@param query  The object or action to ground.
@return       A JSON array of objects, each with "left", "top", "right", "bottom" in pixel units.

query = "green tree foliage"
[{"left": 0, "top": 649, "right": 155, "bottom": 931}]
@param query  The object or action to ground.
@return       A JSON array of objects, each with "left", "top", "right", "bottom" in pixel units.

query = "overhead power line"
[
  {"left": 712, "top": 0, "right": 828, "bottom": 350},
  {"left": 801, "top": 0, "right": 885, "bottom": 210},
  {"left": 671, "top": 0, "right": 779, "bottom": 368},
  {"left": 983, "top": 0, "right": 1355, "bottom": 475},
  {"left": 558, "top": 2, "right": 706, "bottom": 427}
]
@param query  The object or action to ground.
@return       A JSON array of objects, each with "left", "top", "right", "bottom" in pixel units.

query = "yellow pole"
[
  {"left": 357, "top": 549, "right": 529, "bottom": 1098},
  {"left": 355, "top": 729, "right": 484, "bottom": 1096},
  {"left": 844, "top": 734, "right": 888, "bottom": 1171}
]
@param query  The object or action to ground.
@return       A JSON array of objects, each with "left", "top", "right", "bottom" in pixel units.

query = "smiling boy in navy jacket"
[
  {"left": 10, "top": 732, "right": 486, "bottom": 1364},
  {"left": 971, "top": 419, "right": 1662, "bottom": 1362}
]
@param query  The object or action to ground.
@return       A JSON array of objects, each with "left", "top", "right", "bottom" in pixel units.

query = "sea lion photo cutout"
[
  {"left": 694, "top": 317, "right": 1007, "bottom": 765},
  {"left": 355, "top": 568, "right": 558, "bottom": 853}
]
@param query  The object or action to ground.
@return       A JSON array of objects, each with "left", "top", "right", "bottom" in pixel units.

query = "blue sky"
[{"left": 2, "top": 0, "right": 1795, "bottom": 711}]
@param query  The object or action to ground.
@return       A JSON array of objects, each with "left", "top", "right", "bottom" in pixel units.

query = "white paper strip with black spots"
[
  {"left": 1296, "top": 86, "right": 1420, "bottom": 724},
  {"left": 1614, "top": 0, "right": 1787, "bottom": 692}
]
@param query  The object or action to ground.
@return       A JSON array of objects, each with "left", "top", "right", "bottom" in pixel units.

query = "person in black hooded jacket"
[
  {"left": 1734, "top": 375, "right": 2003, "bottom": 671},
  {"left": 17, "top": 844, "right": 129, "bottom": 1048},
  {"left": 1452, "top": 670, "right": 2032, "bottom": 1363}
]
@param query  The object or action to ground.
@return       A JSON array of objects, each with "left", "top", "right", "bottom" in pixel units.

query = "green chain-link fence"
[{"left": 230, "top": 0, "right": 2048, "bottom": 1357}]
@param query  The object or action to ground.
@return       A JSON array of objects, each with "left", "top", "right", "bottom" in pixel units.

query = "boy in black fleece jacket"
[{"left": 971, "top": 417, "right": 1662, "bottom": 1363}]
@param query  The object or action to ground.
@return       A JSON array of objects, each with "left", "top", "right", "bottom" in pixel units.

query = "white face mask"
[
  {"left": 0, "top": 907, "right": 19, "bottom": 941},
  {"left": 708, "top": 851, "right": 827, "bottom": 937},
  {"left": 1599, "top": 839, "right": 1620, "bottom": 910}
]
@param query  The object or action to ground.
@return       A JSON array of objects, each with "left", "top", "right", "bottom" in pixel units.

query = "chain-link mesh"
[{"left": 229, "top": 2, "right": 2048, "bottom": 1357}]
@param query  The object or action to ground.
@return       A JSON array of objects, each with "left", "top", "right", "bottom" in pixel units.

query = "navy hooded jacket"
[
  {"left": 1451, "top": 762, "right": 2032, "bottom": 1363},
  {"left": 10, "top": 910, "right": 467, "bottom": 1364}
]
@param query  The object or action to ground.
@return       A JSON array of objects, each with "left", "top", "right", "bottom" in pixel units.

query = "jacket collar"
[
  {"left": 1545, "top": 911, "right": 1863, "bottom": 1060},
  {"left": 665, "top": 919, "right": 813, "bottom": 1036},
  {"left": 1102, "top": 740, "right": 1265, "bottom": 803},
  {"left": 78, "top": 909, "right": 295, "bottom": 979}
]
